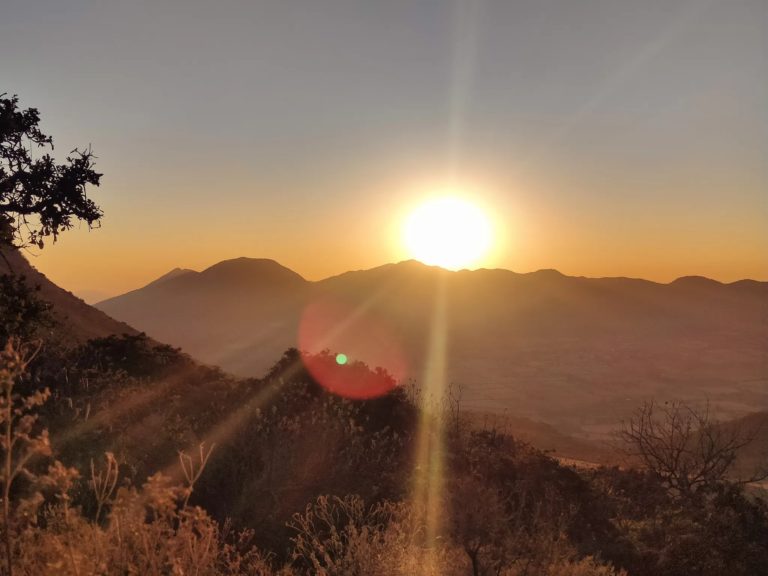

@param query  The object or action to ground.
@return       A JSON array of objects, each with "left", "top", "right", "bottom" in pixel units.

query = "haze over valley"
[{"left": 97, "top": 257, "right": 768, "bottom": 438}]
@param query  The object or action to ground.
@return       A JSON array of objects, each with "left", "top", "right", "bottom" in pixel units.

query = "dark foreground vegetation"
[
  {"left": 0, "top": 280, "right": 765, "bottom": 575},
  {"left": 1, "top": 94, "right": 766, "bottom": 575}
]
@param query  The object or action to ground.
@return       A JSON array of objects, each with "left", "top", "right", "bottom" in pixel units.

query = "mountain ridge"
[
  {"left": 95, "top": 256, "right": 768, "bottom": 437},
  {"left": 105, "top": 257, "right": 767, "bottom": 297},
  {"left": 0, "top": 248, "right": 137, "bottom": 342}
]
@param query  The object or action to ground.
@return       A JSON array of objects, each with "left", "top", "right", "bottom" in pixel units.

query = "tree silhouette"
[
  {"left": 621, "top": 400, "right": 767, "bottom": 498},
  {"left": 0, "top": 94, "right": 101, "bottom": 251}
]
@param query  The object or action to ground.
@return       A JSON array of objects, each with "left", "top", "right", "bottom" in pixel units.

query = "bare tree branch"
[{"left": 621, "top": 400, "right": 767, "bottom": 498}]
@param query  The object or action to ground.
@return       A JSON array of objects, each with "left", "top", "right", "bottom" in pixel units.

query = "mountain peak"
[
  {"left": 200, "top": 257, "right": 306, "bottom": 285},
  {"left": 143, "top": 267, "right": 196, "bottom": 289},
  {"left": 528, "top": 268, "right": 566, "bottom": 279},
  {"left": 670, "top": 275, "right": 722, "bottom": 287}
]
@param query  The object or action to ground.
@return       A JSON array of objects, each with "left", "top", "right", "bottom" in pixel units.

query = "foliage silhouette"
[
  {"left": 0, "top": 334, "right": 762, "bottom": 575},
  {"left": 0, "top": 94, "right": 101, "bottom": 251},
  {"left": 0, "top": 275, "right": 55, "bottom": 344}
]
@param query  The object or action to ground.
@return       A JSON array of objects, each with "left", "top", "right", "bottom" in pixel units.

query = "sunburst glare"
[{"left": 403, "top": 196, "right": 492, "bottom": 270}]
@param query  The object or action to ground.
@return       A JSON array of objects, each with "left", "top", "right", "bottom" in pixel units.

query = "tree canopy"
[{"left": 0, "top": 94, "right": 102, "bottom": 250}]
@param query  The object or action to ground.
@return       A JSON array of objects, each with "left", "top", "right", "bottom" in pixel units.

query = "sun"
[{"left": 403, "top": 196, "right": 493, "bottom": 270}]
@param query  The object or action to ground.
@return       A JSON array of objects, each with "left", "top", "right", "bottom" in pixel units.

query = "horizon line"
[{"left": 81, "top": 255, "right": 767, "bottom": 305}]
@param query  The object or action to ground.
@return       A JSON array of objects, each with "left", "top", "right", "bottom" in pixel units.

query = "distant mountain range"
[{"left": 96, "top": 257, "right": 768, "bottom": 437}]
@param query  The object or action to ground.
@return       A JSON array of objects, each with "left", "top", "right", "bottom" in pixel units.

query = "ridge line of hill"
[{"left": 99, "top": 257, "right": 767, "bottom": 305}]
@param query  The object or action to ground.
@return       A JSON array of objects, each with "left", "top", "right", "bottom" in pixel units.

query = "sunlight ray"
[
  {"left": 159, "top": 375, "right": 286, "bottom": 482},
  {"left": 410, "top": 273, "right": 449, "bottom": 571},
  {"left": 53, "top": 368, "right": 196, "bottom": 447},
  {"left": 517, "top": 0, "right": 711, "bottom": 171},
  {"left": 449, "top": 0, "right": 483, "bottom": 172}
]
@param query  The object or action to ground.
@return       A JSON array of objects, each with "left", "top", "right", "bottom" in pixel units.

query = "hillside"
[
  {"left": 0, "top": 247, "right": 137, "bottom": 342},
  {"left": 718, "top": 410, "right": 768, "bottom": 484},
  {"left": 98, "top": 258, "right": 308, "bottom": 374},
  {"left": 97, "top": 258, "right": 768, "bottom": 437},
  {"left": 1, "top": 253, "right": 764, "bottom": 576}
]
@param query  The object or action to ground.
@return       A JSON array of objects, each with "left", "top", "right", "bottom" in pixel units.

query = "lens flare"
[{"left": 298, "top": 298, "right": 407, "bottom": 399}]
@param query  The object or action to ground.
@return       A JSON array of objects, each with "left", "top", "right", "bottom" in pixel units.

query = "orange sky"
[
  {"left": 30, "top": 162, "right": 768, "bottom": 303},
  {"left": 3, "top": 0, "right": 765, "bottom": 302}
]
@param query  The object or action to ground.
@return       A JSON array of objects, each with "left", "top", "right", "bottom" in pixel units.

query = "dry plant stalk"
[
  {"left": 178, "top": 442, "right": 215, "bottom": 508},
  {"left": 90, "top": 452, "right": 118, "bottom": 523},
  {"left": 0, "top": 338, "right": 43, "bottom": 576}
]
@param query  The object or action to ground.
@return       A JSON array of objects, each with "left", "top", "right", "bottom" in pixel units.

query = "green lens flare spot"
[{"left": 335, "top": 353, "right": 348, "bottom": 365}]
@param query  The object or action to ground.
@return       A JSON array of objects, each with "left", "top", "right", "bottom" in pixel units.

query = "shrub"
[{"left": 288, "top": 494, "right": 460, "bottom": 576}]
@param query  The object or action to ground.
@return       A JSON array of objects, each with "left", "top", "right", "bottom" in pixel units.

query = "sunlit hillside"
[{"left": 97, "top": 258, "right": 768, "bottom": 438}]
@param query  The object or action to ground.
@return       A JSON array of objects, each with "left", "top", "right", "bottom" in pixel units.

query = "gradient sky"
[{"left": 2, "top": 0, "right": 766, "bottom": 301}]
